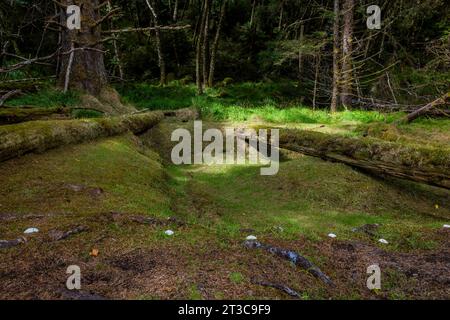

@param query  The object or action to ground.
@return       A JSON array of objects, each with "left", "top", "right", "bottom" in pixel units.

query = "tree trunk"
[
  {"left": 145, "top": 0, "right": 166, "bottom": 85},
  {"left": 298, "top": 23, "right": 304, "bottom": 85},
  {"left": 313, "top": 53, "right": 321, "bottom": 109},
  {"left": 202, "top": 0, "right": 211, "bottom": 89},
  {"left": 208, "top": 0, "right": 226, "bottom": 87},
  {"left": 107, "top": 0, "right": 124, "bottom": 81},
  {"left": 340, "top": 0, "right": 354, "bottom": 108},
  {"left": 58, "top": 0, "right": 107, "bottom": 95},
  {"left": 331, "top": 0, "right": 340, "bottom": 113},
  {"left": 196, "top": 0, "right": 208, "bottom": 95},
  {"left": 173, "top": 0, "right": 179, "bottom": 21}
]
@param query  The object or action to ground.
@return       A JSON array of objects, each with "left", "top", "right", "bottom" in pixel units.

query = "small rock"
[
  {"left": 443, "top": 224, "right": 450, "bottom": 229},
  {"left": 246, "top": 235, "right": 257, "bottom": 241},
  {"left": 164, "top": 230, "right": 174, "bottom": 236},
  {"left": 24, "top": 227, "right": 39, "bottom": 234},
  {"left": 378, "top": 239, "right": 389, "bottom": 244},
  {"left": 328, "top": 233, "right": 337, "bottom": 238}
]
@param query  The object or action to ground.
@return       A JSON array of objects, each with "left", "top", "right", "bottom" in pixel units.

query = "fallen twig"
[{"left": 252, "top": 279, "right": 301, "bottom": 298}]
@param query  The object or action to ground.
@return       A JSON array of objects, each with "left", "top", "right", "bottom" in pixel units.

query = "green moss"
[{"left": 0, "top": 111, "right": 164, "bottom": 162}]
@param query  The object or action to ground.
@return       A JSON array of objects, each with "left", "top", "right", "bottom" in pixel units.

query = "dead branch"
[
  {"left": 0, "top": 52, "right": 58, "bottom": 73},
  {"left": 0, "top": 90, "right": 22, "bottom": 107},
  {"left": 63, "top": 43, "right": 75, "bottom": 93},
  {"left": 91, "top": 7, "right": 121, "bottom": 27},
  {"left": 102, "top": 24, "right": 190, "bottom": 34}
]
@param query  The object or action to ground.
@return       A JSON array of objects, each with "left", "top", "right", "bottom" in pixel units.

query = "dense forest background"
[{"left": 0, "top": 0, "right": 449, "bottom": 109}]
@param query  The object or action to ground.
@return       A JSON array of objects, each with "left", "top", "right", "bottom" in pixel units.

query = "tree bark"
[
  {"left": 340, "top": 0, "right": 354, "bottom": 108},
  {"left": 331, "top": 0, "right": 340, "bottom": 113},
  {"left": 298, "top": 23, "right": 304, "bottom": 85},
  {"left": 202, "top": 0, "right": 211, "bottom": 89},
  {"left": 58, "top": 0, "right": 108, "bottom": 95},
  {"left": 196, "top": 0, "right": 208, "bottom": 95},
  {"left": 208, "top": 0, "right": 226, "bottom": 87}
]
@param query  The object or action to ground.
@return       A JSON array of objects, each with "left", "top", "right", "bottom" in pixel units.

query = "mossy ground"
[
  {"left": 0, "top": 119, "right": 448, "bottom": 300},
  {"left": 1, "top": 83, "right": 449, "bottom": 299}
]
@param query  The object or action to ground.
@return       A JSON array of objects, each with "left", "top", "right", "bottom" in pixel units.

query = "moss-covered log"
[
  {"left": 278, "top": 129, "right": 450, "bottom": 189},
  {"left": 0, "top": 107, "right": 71, "bottom": 125},
  {"left": 0, "top": 111, "right": 164, "bottom": 162}
]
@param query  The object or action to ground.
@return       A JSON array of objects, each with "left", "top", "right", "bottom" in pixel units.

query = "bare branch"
[{"left": 102, "top": 24, "right": 190, "bottom": 34}]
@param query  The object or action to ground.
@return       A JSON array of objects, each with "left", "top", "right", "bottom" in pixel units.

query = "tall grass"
[
  {"left": 117, "top": 81, "right": 403, "bottom": 124},
  {"left": 7, "top": 88, "right": 80, "bottom": 108}
]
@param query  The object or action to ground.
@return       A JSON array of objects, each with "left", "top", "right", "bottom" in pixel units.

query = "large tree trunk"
[
  {"left": 208, "top": 0, "right": 226, "bottom": 87},
  {"left": 340, "top": 0, "right": 354, "bottom": 108},
  {"left": 58, "top": 0, "right": 107, "bottom": 95},
  {"left": 331, "top": 0, "right": 340, "bottom": 112},
  {"left": 145, "top": 0, "right": 166, "bottom": 86}
]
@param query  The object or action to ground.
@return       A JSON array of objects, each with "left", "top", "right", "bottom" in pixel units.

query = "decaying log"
[
  {"left": 278, "top": 129, "right": 450, "bottom": 190},
  {"left": 396, "top": 93, "right": 450, "bottom": 124},
  {"left": 0, "top": 111, "right": 164, "bottom": 162},
  {"left": 0, "top": 107, "right": 71, "bottom": 125},
  {"left": 244, "top": 240, "right": 334, "bottom": 286}
]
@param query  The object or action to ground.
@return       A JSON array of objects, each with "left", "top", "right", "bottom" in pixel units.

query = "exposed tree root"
[{"left": 244, "top": 240, "right": 334, "bottom": 286}]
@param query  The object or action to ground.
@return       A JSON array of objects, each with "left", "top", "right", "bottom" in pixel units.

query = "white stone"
[
  {"left": 24, "top": 228, "right": 39, "bottom": 234},
  {"left": 164, "top": 230, "right": 174, "bottom": 236},
  {"left": 378, "top": 239, "right": 389, "bottom": 244},
  {"left": 328, "top": 233, "right": 337, "bottom": 238},
  {"left": 246, "top": 235, "right": 257, "bottom": 241},
  {"left": 443, "top": 224, "right": 450, "bottom": 229}
]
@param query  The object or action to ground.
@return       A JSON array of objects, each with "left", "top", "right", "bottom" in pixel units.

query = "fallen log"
[
  {"left": 278, "top": 129, "right": 450, "bottom": 190},
  {"left": 396, "top": 93, "right": 450, "bottom": 124},
  {"left": 0, "top": 107, "right": 71, "bottom": 125},
  {"left": 244, "top": 240, "right": 334, "bottom": 286},
  {"left": 0, "top": 111, "right": 164, "bottom": 162}
]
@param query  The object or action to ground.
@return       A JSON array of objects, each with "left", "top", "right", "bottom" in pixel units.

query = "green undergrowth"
[
  {"left": 6, "top": 87, "right": 81, "bottom": 108},
  {"left": 152, "top": 120, "right": 450, "bottom": 251}
]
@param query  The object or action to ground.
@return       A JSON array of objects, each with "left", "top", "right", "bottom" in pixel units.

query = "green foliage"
[
  {"left": 7, "top": 88, "right": 81, "bottom": 108},
  {"left": 71, "top": 109, "right": 104, "bottom": 119},
  {"left": 229, "top": 272, "right": 244, "bottom": 284}
]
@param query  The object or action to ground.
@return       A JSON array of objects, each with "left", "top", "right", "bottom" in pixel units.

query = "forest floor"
[
  {"left": 0, "top": 83, "right": 449, "bottom": 299},
  {"left": 0, "top": 116, "right": 449, "bottom": 300}
]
